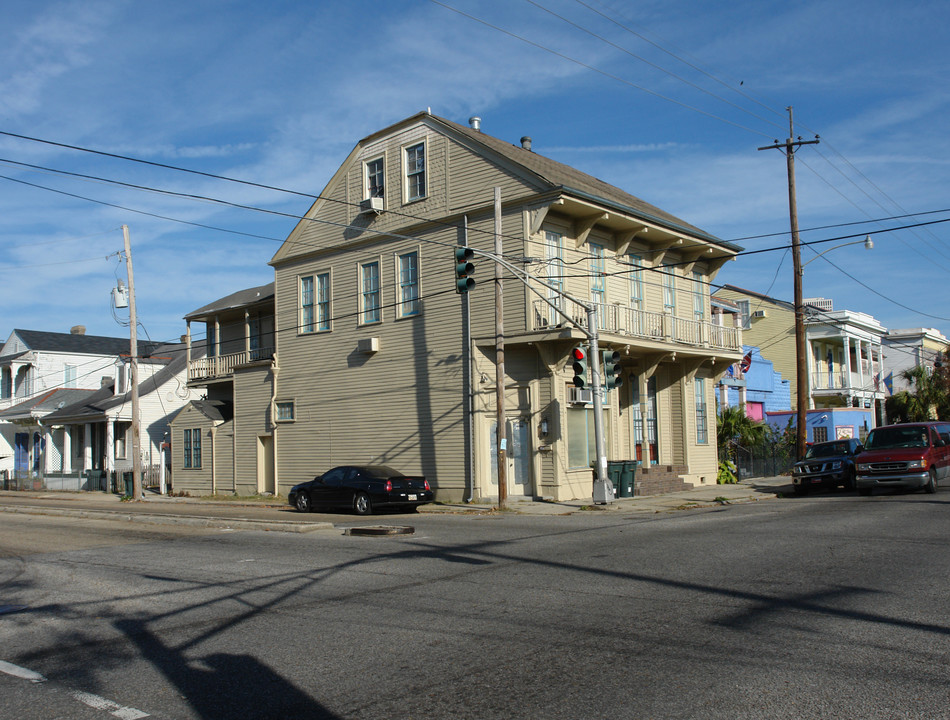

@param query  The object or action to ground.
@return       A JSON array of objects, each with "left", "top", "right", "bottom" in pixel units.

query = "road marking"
[
  {"left": 71, "top": 690, "right": 149, "bottom": 719},
  {"left": 0, "top": 659, "right": 46, "bottom": 683},
  {"left": 1, "top": 660, "right": 149, "bottom": 718}
]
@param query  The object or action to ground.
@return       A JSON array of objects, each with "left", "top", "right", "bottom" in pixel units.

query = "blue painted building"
[
  {"left": 717, "top": 346, "right": 791, "bottom": 421},
  {"left": 765, "top": 407, "right": 873, "bottom": 444}
]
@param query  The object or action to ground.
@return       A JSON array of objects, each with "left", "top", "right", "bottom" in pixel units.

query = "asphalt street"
[{"left": 1, "top": 482, "right": 948, "bottom": 719}]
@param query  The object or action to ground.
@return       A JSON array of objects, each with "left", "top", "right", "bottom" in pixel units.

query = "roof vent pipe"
[
  {"left": 469, "top": 116, "right": 481, "bottom": 132},
  {"left": 521, "top": 136, "right": 532, "bottom": 151}
]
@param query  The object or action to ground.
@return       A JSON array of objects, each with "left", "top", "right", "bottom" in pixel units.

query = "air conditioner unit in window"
[
  {"left": 752, "top": 309, "right": 767, "bottom": 318},
  {"left": 359, "top": 197, "right": 384, "bottom": 214},
  {"left": 568, "top": 387, "right": 593, "bottom": 405}
]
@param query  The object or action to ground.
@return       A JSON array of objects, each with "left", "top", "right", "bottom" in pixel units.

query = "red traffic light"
[{"left": 571, "top": 347, "right": 586, "bottom": 361}]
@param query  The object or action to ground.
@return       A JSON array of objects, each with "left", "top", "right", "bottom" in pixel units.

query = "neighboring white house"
[
  {"left": 0, "top": 327, "right": 159, "bottom": 477},
  {"left": 36, "top": 342, "right": 199, "bottom": 491},
  {"left": 882, "top": 328, "right": 950, "bottom": 395}
]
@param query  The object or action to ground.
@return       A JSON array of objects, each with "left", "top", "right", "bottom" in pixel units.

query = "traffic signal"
[
  {"left": 571, "top": 345, "right": 588, "bottom": 388},
  {"left": 455, "top": 246, "right": 475, "bottom": 293},
  {"left": 602, "top": 350, "right": 623, "bottom": 390}
]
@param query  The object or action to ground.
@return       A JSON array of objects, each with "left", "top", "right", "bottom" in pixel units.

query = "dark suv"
[{"left": 791, "top": 438, "right": 863, "bottom": 495}]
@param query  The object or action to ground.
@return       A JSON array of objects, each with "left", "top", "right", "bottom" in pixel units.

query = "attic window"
[
  {"left": 405, "top": 143, "right": 426, "bottom": 201},
  {"left": 366, "top": 157, "right": 384, "bottom": 199}
]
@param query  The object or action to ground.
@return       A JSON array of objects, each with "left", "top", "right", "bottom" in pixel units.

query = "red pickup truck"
[{"left": 855, "top": 422, "right": 950, "bottom": 496}]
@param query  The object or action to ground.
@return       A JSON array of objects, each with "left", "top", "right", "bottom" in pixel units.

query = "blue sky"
[{"left": 1, "top": 0, "right": 949, "bottom": 345}]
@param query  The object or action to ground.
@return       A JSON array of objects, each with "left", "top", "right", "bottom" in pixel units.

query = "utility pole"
[
  {"left": 122, "top": 224, "right": 144, "bottom": 500},
  {"left": 493, "top": 187, "right": 507, "bottom": 509},
  {"left": 758, "top": 107, "right": 819, "bottom": 460}
]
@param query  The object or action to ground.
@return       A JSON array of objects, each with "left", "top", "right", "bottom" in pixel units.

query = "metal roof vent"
[
  {"left": 521, "top": 136, "right": 532, "bottom": 151},
  {"left": 469, "top": 116, "right": 481, "bottom": 132}
]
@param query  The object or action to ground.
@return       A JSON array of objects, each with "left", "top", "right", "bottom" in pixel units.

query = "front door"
[
  {"left": 489, "top": 417, "right": 533, "bottom": 499},
  {"left": 14, "top": 433, "right": 28, "bottom": 478}
]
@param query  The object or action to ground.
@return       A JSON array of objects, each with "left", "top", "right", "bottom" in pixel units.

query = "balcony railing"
[
  {"left": 531, "top": 299, "right": 741, "bottom": 352},
  {"left": 188, "top": 347, "right": 274, "bottom": 382},
  {"left": 811, "top": 370, "right": 882, "bottom": 394}
]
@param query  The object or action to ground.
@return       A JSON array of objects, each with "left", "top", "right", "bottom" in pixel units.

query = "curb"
[{"left": 0, "top": 504, "right": 335, "bottom": 534}]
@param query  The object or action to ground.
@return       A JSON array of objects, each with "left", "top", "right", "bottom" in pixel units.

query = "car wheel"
[
  {"left": 353, "top": 492, "right": 373, "bottom": 516},
  {"left": 295, "top": 491, "right": 311, "bottom": 513},
  {"left": 793, "top": 485, "right": 807, "bottom": 496},
  {"left": 925, "top": 468, "right": 937, "bottom": 494},
  {"left": 846, "top": 469, "right": 857, "bottom": 491},
  {"left": 858, "top": 486, "right": 872, "bottom": 497}
]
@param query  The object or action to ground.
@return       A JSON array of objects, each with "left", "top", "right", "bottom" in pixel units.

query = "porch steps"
[{"left": 635, "top": 464, "right": 692, "bottom": 496}]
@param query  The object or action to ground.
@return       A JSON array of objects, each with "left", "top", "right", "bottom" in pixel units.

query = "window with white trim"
[
  {"left": 360, "top": 261, "right": 381, "bottom": 324},
  {"left": 115, "top": 422, "right": 130, "bottom": 459},
  {"left": 316, "top": 272, "right": 331, "bottom": 331},
  {"left": 365, "top": 157, "right": 384, "bottom": 199},
  {"left": 589, "top": 243, "right": 606, "bottom": 329},
  {"left": 183, "top": 428, "right": 201, "bottom": 469},
  {"left": 64, "top": 365, "right": 77, "bottom": 388},
  {"left": 405, "top": 143, "right": 426, "bottom": 201},
  {"left": 545, "top": 231, "right": 565, "bottom": 325},
  {"left": 398, "top": 251, "right": 420, "bottom": 317},
  {"left": 300, "top": 275, "right": 315, "bottom": 333}
]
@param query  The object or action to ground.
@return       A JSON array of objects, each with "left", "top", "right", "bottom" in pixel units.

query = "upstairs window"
[
  {"left": 398, "top": 251, "right": 420, "bottom": 317},
  {"left": 316, "top": 272, "right": 331, "bottom": 331},
  {"left": 300, "top": 275, "right": 315, "bottom": 333},
  {"left": 405, "top": 143, "right": 426, "bottom": 201},
  {"left": 662, "top": 269, "right": 676, "bottom": 313},
  {"left": 64, "top": 364, "right": 77, "bottom": 389},
  {"left": 361, "top": 261, "right": 381, "bottom": 324},
  {"left": 692, "top": 271, "right": 706, "bottom": 322},
  {"left": 628, "top": 254, "right": 644, "bottom": 309},
  {"left": 365, "top": 157, "right": 384, "bottom": 199}
]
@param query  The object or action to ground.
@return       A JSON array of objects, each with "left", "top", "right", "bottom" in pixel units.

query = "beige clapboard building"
[{"left": 178, "top": 112, "right": 744, "bottom": 502}]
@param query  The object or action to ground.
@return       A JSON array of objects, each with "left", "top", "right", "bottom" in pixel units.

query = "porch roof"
[{"left": 0, "top": 388, "right": 98, "bottom": 421}]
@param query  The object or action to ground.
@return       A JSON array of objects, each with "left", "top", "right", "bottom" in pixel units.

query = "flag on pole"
[
  {"left": 883, "top": 372, "right": 893, "bottom": 395},
  {"left": 740, "top": 352, "right": 752, "bottom": 374}
]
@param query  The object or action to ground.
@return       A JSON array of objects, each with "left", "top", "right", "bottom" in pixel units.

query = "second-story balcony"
[
  {"left": 188, "top": 347, "right": 274, "bottom": 383},
  {"left": 531, "top": 299, "right": 741, "bottom": 352},
  {"left": 811, "top": 370, "right": 883, "bottom": 396}
]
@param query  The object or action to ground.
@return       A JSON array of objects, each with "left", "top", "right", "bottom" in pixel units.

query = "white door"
[{"left": 489, "top": 417, "right": 533, "bottom": 499}]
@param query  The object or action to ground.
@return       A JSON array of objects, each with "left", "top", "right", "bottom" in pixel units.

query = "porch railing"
[
  {"left": 532, "top": 299, "right": 741, "bottom": 352},
  {"left": 188, "top": 347, "right": 274, "bottom": 382}
]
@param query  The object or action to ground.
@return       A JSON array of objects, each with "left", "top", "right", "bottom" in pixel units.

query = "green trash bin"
[
  {"left": 123, "top": 471, "right": 133, "bottom": 496},
  {"left": 619, "top": 461, "right": 638, "bottom": 497},
  {"left": 606, "top": 461, "right": 625, "bottom": 498}
]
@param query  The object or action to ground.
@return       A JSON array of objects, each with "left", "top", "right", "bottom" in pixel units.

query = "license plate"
[{"left": 408, "top": 494, "right": 417, "bottom": 501}]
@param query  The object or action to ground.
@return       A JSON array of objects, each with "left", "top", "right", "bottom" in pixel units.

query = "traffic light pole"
[{"left": 587, "top": 309, "right": 612, "bottom": 504}]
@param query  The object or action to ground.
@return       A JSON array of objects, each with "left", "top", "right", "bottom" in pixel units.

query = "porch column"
[
  {"left": 83, "top": 423, "right": 92, "bottom": 471},
  {"left": 856, "top": 340, "right": 866, "bottom": 406},
  {"left": 185, "top": 321, "right": 191, "bottom": 368},
  {"left": 43, "top": 427, "right": 54, "bottom": 475},
  {"left": 639, "top": 374, "right": 651, "bottom": 466},
  {"left": 245, "top": 309, "right": 251, "bottom": 357},
  {"left": 105, "top": 420, "right": 115, "bottom": 475},
  {"left": 63, "top": 426, "right": 72, "bottom": 474}
]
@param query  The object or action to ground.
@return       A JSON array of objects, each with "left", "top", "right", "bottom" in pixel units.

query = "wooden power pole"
[
  {"left": 122, "top": 225, "right": 144, "bottom": 500},
  {"left": 494, "top": 187, "right": 507, "bottom": 509},
  {"left": 758, "top": 107, "right": 819, "bottom": 460}
]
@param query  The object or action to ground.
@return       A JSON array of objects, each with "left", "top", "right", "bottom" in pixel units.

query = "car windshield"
[
  {"left": 804, "top": 442, "right": 849, "bottom": 459},
  {"left": 864, "top": 426, "right": 929, "bottom": 450}
]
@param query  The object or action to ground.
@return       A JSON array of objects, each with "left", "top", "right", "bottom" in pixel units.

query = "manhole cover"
[{"left": 345, "top": 525, "right": 415, "bottom": 536}]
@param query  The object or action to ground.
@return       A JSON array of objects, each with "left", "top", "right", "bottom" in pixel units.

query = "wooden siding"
[
  {"left": 169, "top": 405, "right": 215, "bottom": 496},
  {"left": 233, "top": 365, "right": 274, "bottom": 495}
]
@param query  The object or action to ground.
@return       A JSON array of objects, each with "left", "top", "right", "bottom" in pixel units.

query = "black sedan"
[
  {"left": 791, "top": 438, "right": 863, "bottom": 494},
  {"left": 289, "top": 465, "right": 434, "bottom": 515}
]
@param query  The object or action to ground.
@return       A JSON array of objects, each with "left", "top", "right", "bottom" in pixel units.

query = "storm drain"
[{"left": 345, "top": 525, "right": 415, "bottom": 536}]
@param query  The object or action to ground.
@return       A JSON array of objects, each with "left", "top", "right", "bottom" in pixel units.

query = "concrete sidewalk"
[{"left": 0, "top": 476, "right": 791, "bottom": 531}]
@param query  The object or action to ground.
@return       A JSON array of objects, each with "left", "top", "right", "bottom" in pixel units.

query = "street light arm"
[{"left": 801, "top": 235, "right": 873, "bottom": 269}]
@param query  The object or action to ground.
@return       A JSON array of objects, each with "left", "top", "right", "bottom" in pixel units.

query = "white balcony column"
[
  {"left": 185, "top": 321, "right": 191, "bottom": 367},
  {"left": 856, "top": 340, "right": 866, "bottom": 403},
  {"left": 43, "top": 427, "right": 54, "bottom": 475},
  {"left": 245, "top": 309, "right": 251, "bottom": 357},
  {"left": 214, "top": 315, "right": 221, "bottom": 374}
]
